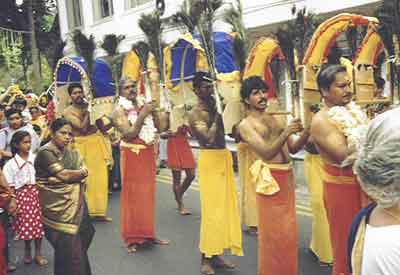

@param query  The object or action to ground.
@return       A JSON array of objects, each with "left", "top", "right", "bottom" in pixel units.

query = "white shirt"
[
  {"left": 361, "top": 224, "right": 400, "bottom": 275},
  {"left": 0, "top": 124, "right": 40, "bottom": 159},
  {"left": 3, "top": 153, "right": 36, "bottom": 190}
]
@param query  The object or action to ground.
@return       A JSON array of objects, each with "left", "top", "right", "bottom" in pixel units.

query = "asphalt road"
[{"left": 11, "top": 168, "right": 332, "bottom": 275}]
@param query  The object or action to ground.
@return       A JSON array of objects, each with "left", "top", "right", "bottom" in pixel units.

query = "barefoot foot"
[
  {"left": 152, "top": 238, "right": 170, "bottom": 245},
  {"left": 126, "top": 244, "right": 137, "bottom": 253},
  {"left": 201, "top": 260, "right": 215, "bottom": 275},
  {"left": 211, "top": 255, "right": 236, "bottom": 269}
]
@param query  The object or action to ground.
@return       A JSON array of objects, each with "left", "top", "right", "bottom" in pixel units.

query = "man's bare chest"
[{"left": 254, "top": 117, "right": 284, "bottom": 140}]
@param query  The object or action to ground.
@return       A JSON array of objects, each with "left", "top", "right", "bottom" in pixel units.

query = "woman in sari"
[
  {"left": 349, "top": 107, "right": 400, "bottom": 275},
  {"left": 34, "top": 118, "right": 95, "bottom": 275}
]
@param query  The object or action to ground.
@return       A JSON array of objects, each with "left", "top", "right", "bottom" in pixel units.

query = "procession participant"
[
  {"left": 237, "top": 76, "right": 308, "bottom": 275},
  {"left": 0, "top": 108, "right": 40, "bottom": 167},
  {"left": 63, "top": 83, "right": 112, "bottom": 222},
  {"left": 2, "top": 131, "right": 47, "bottom": 266},
  {"left": 188, "top": 72, "right": 243, "bottom": 275},
  {"left": 111, "top": 77, "right": 169, "bottom": 253},
  {"left": 310, "top": 64, "right": 369, "bottom": 275},
  {"left": 35, "top": 118, "right": 94, "bottom": 275},
  {"left": 304, "top": 142, "right": 333, "bottom": 265},
  {"left": 236, "top": 140, "right": 258, "bottom": 235},
  {"left": 349, "top": 107, "right": 400, "bottom": 275},
  {"left": 161, "top": 125, "right": 196, "bottom": 215}
]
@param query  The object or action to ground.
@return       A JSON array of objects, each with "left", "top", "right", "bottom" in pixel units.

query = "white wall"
[{"left": 59, "top": 0, "right": 382, "bottom": 56}]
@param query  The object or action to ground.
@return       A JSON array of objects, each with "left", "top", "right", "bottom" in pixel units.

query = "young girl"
[{"left": 2, "top": 130, "right": 47, "bottom": 266}]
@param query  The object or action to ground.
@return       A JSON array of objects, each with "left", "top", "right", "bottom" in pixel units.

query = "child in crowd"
[{"left": 2, "top": 131, "right": 47, "bottom": 266}]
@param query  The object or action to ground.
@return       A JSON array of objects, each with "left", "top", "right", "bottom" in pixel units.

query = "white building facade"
[{"left": 58, "top": 0, "right": 381, "bottom": 57}]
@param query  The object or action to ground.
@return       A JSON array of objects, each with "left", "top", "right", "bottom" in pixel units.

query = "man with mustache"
[
  {"left": 310, "top": 64, "right": 369, "bottom": 275},
  {"left": 110, "top": 77, "right": 169, "bottom": 253},
  {"left": 188, "top": 72, "right": 243, "bottom": 275},
  {"left": 236, "top": 76, "right": 308, "bottom": 275},
  {"left": 63, "top": 83, "right": 112, "bottom": 222}
]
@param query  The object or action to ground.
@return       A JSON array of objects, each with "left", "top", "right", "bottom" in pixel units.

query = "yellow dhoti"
[
  {"left": 304, "top": 153, "right": 333, "bottom": 264},
  {"left": 198, "top": 149, "right": 243, "bottom": 257},
  {"left": 74, "top": 132, "right": 112, "bottom": 217},
  {"left": 237, "top": 143, "right": 258, "bottom": 228}
]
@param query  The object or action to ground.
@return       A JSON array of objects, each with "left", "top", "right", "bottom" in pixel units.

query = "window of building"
[
  {"left": 126, "top": 0, "right": 152, "bottom": 9},
  {"left": 66, "top": 0, "right": 83, "bottom": 29},
  {"left": 93, "top": 0, "right": 114, "bottom": 21}
]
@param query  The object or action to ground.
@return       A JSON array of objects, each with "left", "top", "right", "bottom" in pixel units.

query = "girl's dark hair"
[
  {"left": 10, "top": 130, "right": 31, "bottom": 155},
  {"left": 50, "top": 118, "right": 72, "bottom": 133}
]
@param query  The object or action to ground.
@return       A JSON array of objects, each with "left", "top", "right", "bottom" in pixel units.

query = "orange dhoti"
[
  {"left": 322, "top": 163, "right": 365, "bottom": 275},
  {"left": 257, "top": 163, "right": 298, "bottom": 275},
  {"left": 120, "top": 139, "right": 156, "bottom": 246},
  {"left": 167, "top": 135, "right": 196, "bottom": 170}
]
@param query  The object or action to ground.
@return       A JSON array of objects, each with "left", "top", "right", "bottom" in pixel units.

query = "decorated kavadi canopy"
[
  {"left": 164, "top": 32, "right": 240, "bottom": 89},
  {"left": 55, "top": 56, "right": 115, "bottom": 98}
]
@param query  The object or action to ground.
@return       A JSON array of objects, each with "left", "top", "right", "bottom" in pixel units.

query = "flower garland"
[
  {"left": 118, "top": 96, "right": 156, "bottom": 145},
  {"left": 327, "top": 101, "right": 369, "bottom": 152}
]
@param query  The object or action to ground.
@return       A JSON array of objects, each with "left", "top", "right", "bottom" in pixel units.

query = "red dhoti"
[
  {"left": 257, "top": 164, "right": 298, "bottom": 275},
  {"left": 120, "top": 139, "right": 156, "bottom": 246},
  {"left": 167, "top": 135, "right": 195, "bottom": 170},
  {"left": 322, "top": 163, "right": 365, "bottom": 275}
]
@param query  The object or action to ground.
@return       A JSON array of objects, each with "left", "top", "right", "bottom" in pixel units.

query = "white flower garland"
[
  {"left": 327, "top": 101, "right": 369, "bottom": 152},
  {"left": 118, "top": 96, "right": 156, "bottom": 145}
]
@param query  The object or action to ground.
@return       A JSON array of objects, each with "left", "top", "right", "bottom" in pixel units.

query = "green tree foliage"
[{"left": 0, "top": 0, "right": 63, "bottom": 88}]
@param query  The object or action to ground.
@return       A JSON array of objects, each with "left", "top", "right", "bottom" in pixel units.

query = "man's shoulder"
[
  {"left": 188, "top": 106, "right": 203, "bottom": 122},
  {"left": 310, "top": 110, "right": 329, "bottom": 128}
]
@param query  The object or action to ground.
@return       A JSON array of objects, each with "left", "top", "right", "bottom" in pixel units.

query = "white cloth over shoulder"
[
  {"left": 361, "top": 224, "right": 400, "bottom": 275},
  {"left": 3, "top": 153, "right": 36, "bottom": 189}
]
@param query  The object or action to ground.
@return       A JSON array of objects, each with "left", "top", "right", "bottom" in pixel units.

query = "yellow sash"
[
  {"left": 250, "top": 160, "right": 291, "bottom": 195},
  {"left": 120, "top": 141, "right": 147, "bottom": 154}
]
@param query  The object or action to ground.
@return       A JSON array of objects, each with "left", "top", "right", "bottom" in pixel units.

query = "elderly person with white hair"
[{"left": 348, "top": 107, "right": 400, "bottom": 275}]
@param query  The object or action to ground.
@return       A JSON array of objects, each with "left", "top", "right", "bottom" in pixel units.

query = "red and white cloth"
[
  {"left": 3, "top": 153, "right": 44, "bottom": 240},
  {"left": 12, "top": 185, "right": 44, "bottom": 240}
]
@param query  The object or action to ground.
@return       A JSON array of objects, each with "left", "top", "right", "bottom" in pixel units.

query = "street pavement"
[{"left": 11, "top": 163, "right": 332, "bottom": 275}]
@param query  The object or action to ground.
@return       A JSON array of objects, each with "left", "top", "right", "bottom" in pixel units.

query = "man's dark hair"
[
  {"left": 67, "top": 83, "right": 83, "bottom": 96},
  {"left": 50, "top": 118, "right": 72, "bottom": 133},
  {"left": 12, "top": 96, "right": 27, "bottom": 107},
  {"left": 240, "top": 76, "right": 268, "bottom": 101},
  {"left": 5, "top": 108, "right": 22, "bottom": 119},
  {"left": 375, "top": 76, "right": 385, "bottom": 89},
  {"left": 317, "top": 64, "right": 347, "bottom": 92},
  {"left": 193, "top": 71, "right": 212, "bottom": 89}
]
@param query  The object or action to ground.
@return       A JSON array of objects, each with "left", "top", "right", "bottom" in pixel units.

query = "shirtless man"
[
  {"left": 188, "top": 72, "right": 242, "bottom": 275},
  {"left": 111, "top": 77, "right": 169, "bottom": 253},
  {"left": 63, "top": 83, "right": 112, "bottom": 221},
  {"left": 237, "top": 76, "right": 308, "bottom": 275},
  {"left": 310, "top": 64, "right": 368, "bottom": 275}
]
